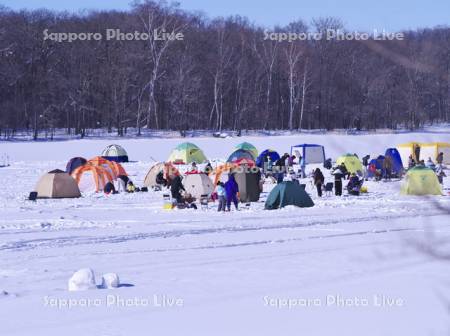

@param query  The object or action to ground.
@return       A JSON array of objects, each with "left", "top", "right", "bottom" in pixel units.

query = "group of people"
[
  {"left": 168, "top": 169, "right": 240, "bottom": 212},
  {"left": 363, "top": 154, "right": 395, "bottom": 181},
  {"left": 312, "top": 164, "right": 363, "bottom": 198},
  {"left": 104, "top": 174, "right": 139, "bottom": 195},
  {"left": 407, "top": 151, "right": 446, "bottom": 184},
  {"left": 262, "top": 153, "right": 296, "bottom": 176}
]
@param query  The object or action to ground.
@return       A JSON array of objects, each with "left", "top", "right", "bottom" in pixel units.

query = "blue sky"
[{"left": 1, "top": 0, "right": 449, "bottom": 31}]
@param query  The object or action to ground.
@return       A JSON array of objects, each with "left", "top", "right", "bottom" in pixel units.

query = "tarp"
[{"left": 265, "top": 181, "right": 314, "bottom": 209}]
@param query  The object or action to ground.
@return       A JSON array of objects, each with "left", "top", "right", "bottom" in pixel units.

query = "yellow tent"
[
  {"left": 397, "top": 142, "right": 450, "bottom": 167},
  {"left": 336, "top": 154, "right": 363, "bottom": 174},
  {"left": 420, "top": 142, "right": 450, "bottom": 164},
  {"left": 397, "top": 142, "right": 421, "bottom": 167},
  {"left": 400, "top": 166, "right": 442, "bottom": 196}
]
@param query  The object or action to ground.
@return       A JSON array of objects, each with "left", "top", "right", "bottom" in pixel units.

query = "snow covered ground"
[{"left": 1, "top": 129, "right": 450, "bottom": 335}]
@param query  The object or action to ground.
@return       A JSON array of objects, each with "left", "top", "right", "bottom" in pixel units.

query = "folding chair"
[
  {"left": 199, "top": 194, "right": 209, "bottom": 210},
  {"left": 324, "top": 182, "right": 333, "bottom": 196}
]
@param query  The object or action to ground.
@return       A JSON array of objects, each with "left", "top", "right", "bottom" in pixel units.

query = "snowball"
[
  {"left": 101, "top": 273, "right": 120, "bottom": 289},
  {"left": 68, "top": 268, "right": 97, "bottom": 291}
]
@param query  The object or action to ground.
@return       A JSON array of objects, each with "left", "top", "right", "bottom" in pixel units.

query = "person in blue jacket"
[
  {"left": 225, "top": 174, "right": 239, "bottom": 211},
  {"left": 216, "top": 182, "right": 227, "bottom": 212}
]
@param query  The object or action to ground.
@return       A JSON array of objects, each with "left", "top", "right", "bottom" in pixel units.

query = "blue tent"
[
  {"left": 367, "top": 155, "right": 384, "bottom": 178},
  {"left": 227, "top": 149, "right": 254, "bottom": 163},
  {"left": 65, "top": 157, "right": 87, "bottom": 175},
  {"left": 385, "top": 148, "right": 404, "bottom": 177},
  {"left": 256, "top": 149, "right": 280, "bottom": 167},
  {"left": 290, "top": 144, "right": 325, "bottom": 165}
]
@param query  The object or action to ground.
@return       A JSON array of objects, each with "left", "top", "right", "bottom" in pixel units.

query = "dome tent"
[
  {"left": 168, "top": 142, "right": 207, "bottom": 164},
  {"left": 400, "top": 166, "right": 442, "bottom": 196},
  {"left": 35, "top": 169, "right": 81, "bottom": 198},
  {"left": 384, "top": 148, "right": 404, "bottom": 177},
  {"left": 65, "top": 157, "right": 87, "bottom": 175},
  {"left": 71, "top": 164, "right": 113, "bottom": 193},
  {"left": 234, "top": 142, "right": 258, "bottom": 159},
  {"left": 88, "top": 157, "right": 127, "bottom": 180},
  {"left": 101, "top": 144, "right": 129, "bottom": 162},
  {"left": 336, "top": 154, "right": 363, "bottom": 174},
  {"left": 265, "top": 181, "right": 314, "bottom": 210},
  {"left": 227, "top": 149, "right": 254, "bottom": 163},
  {"left": 183, "top": 172, "right": 214, "bottom": 199},
  {"left": 143, "top": 162, "right": 180, "bottom": 187},
  {"left": 367, "top": 155, "right": 385, "bottom": 178}
]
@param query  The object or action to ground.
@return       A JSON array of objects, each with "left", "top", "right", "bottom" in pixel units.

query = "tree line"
[{"left": 0, "top": 1, "right": 449, "bottom": 139}]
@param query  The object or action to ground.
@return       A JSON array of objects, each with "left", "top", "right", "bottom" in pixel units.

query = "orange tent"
[
  {"left": 88, "top": 156, "right": 127, "bottom": 179},
  {"left": 211, "top": 162, "right": 238, "bottom": 185},
  {"left": 71, "top": 164, "right": 113, "bottom": 192}
]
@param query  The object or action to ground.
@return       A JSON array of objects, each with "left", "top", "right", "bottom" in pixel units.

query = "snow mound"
[
  {"left": 101, "top": 273, "right": 120, "bottom": 289},
  {"left": 68, "top": 268, "right": 97, "bottom": 291}
]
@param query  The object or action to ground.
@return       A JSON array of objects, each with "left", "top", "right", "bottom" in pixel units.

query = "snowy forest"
[{"left": 0, "top": 1, "right": 449, "bottom": 138}]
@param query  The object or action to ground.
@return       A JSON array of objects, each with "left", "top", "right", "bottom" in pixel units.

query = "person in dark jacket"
[
  {"left": 170, "top": 175, "right": 185, "bottom": 203},
  {"left": 332, "top": 167, "right": 344, "bottom": 196},
  {"left": 117, "top": 174, "right": 129, "bottom": 192},
  {"left": 104, "top": 181, "right": 116, "bottom": 195},
  {"left": 436, "top": 152, "right": 444, "bottom": 165},
  {"left": 383, "top": 155, "right": 393, "bottom": 181},
  {"left": 313, "top": 168, "right": 325, "bottom": 197},
  {"left": 225, "top": 174, "right": 239, "bottom": 211},
  {"left": 414, "top": 144, "right": 421, "bottom": 163},
  {"left": 323, "top": 158, "right": 332, "bottom": 170},
  {"left": 347, "top": 173, "right": 361, "bottom": 195},
  {"left": 155, "top": 171, "right": 167, "bottom": 187},
  {"left": 204, "top": 162, "right": 213, "bottom": 175},
  {"left": 362, "top": 155, "right": 370, "bottom": 167},
  {"left": 339, "top": 163, "right": 349, "bottom": 179},
  {"left": 408, "top": 155, "right": 415, "bottom": 169}
]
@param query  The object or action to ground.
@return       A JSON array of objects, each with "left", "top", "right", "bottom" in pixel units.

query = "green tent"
[
  {"left": 235, "top": 142, "right": 258, "bottom": 159},
  {"left": 265, "top": 181, "right": 314, "bottom": 210},
  {"left": 168, "top": 142, "right": 207, "bottom": 164}
]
